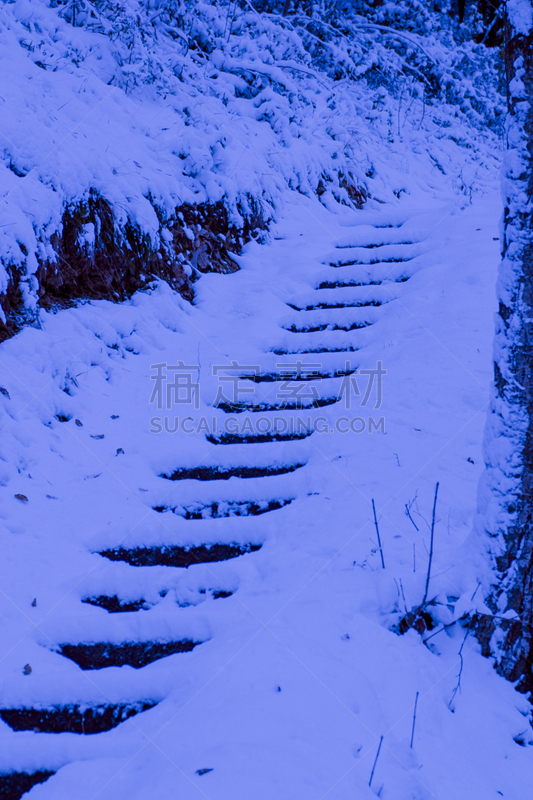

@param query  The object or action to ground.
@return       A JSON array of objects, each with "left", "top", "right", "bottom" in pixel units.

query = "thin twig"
[
  {"left": 369, "top": 736, "right": 383, "bottom": 787},
  {"left": 410, "top": 691, "right": 419, "bottom": 748},
  {"left": 394, "top": 579, "right": 407, "bottom": 613},
  {"left": 470, "top": 581, "right": 481, "bottom": 601},
  {"left": 372, "top": 499, "right": 385, "bottom": 569},
  {"left": 422, "top": 483, "right": 439, "bottom": 606},
  {"left": 399, "top": 579, "right": 407, "bottom": 610},
  {"left": 405, "top": 500, "right": 419, "bottom": 531},
  {"left": 448, "top": 629, "right": 469, "bottom": 709}
]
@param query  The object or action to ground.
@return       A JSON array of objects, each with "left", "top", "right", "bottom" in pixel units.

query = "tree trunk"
[{"left": 477, "top": 1, "right": 533, "bottom": 693}]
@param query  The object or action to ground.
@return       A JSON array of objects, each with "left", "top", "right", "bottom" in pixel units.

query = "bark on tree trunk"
[{"left": 477, "top": 0, "right": 533, "bottom": 693}]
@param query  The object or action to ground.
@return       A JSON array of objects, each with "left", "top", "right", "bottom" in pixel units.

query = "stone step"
[
  {"left": 160, "top": 464, "right": 305, "bottom": 481},
  {"left": 288, "top": 300, "right": 383, "bottom": 310},
  {"left": 239, "top": 367, "right": 355, "bottom": 382},
  {"left": 216, "top": 397, "right": 339, "bottom": 412},
  {"left": 272, "top": 346, "right": 358, "bottom": 355},
  {"left": 152, "top": 498, "right": 292, "bottom": 518},
  {"left": 0, "top": 770, "right": 56, "bottom": 800},
  {"left": 318, "top": 276, "right": 409, "bottom": 289},
  {"left": 206, "top": 430, "right": 313, "bottom": 444},
  {"left": 0, "top": 702, "right": 156, "bottom": 734},
  {"left": 82, "top": 588, "right": 233, "bottom": 613},
  {"left": 82, "top": 595, "right": 149, "bottom": 613},
  {"left": 98, "top": 542, "right": 262, "bottom": 568},
  {"left": 284, "top": 321, "right": 371, "bottom": 333},
  {"left": 57, "top": 639, "right": 201, "bottom": 670}
]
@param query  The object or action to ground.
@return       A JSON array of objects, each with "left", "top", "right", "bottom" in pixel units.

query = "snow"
[
  {"left": 0, "top": 1, "right": 530, "bottom": 796},
  {"left": 2, "top": 174, "right": 533, "bottom": 797},
  {"left": 506, "top": 0, "right": 533, "bottom": 36}
]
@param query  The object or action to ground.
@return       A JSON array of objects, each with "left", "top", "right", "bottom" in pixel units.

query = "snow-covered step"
[
  {"left": 328, "top": 242, "right": 423, "bottom": 266},
  {"left": 82, "top": 587, "right": 233, "bottom": 614},
  {"left": 146, "top": 467, "right": 310, "bottom": 512},
  {"left": 82, "top": 595, "right": 150, "bottom": 613},
  {"left": 332, "top": 208, "right": 447, "bottom": 246},
  {"left": 152, "top": 497, "right": 293, "bottom": 518},
  {"left": 160, "top": 463, "right": 305, "bottom": 481},
  {"left": 271, "top": 344, "right": 358, "bottom": 355},
  {"left": 333, "top": 224, "right": 411, "bottom": 249},
  {"left": 98, "top": 542, "right": 263, "bottom": 568},
  {"left": 290, "top": 283, "right": 403, "bottom": 309},
  {"left": 282, "top": 306, "right": 379, "bottom": 333},
  {"left": 335, "top": 240, "right": 414, "bottom": 249},
  {"left": 316, "top": 264, "right": 412, "bottom": 288},
  {"left": 221, "top": 347, "right": 359, "bottom": 376},
  {"left": 76, "top": 557, "right": 242, "bottom": 610},
  {"left": 205, "top": 429, "right": 313, "bottom": 444},
  {"left": 288, "top": 299, "right": 382, "bottom": 310},
  {"left": 284, "top": 320, "right": 371, "bottom": 333},
  {"left": 0, "top": 702, "right": 156, "bottom": 735},
  {"left": 238, "top": 365, "right": 355, "bottom": 381},
  {"left": 216, "top": 396, "right": 339, "bottom": 412},
  {"left": 0, "top": 770, "right": 56, "bottom": 800},
  {"left": 57, "top": 639, "right": 202, "bottom": 670}
]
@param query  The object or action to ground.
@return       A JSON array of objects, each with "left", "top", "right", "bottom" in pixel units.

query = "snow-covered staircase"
[
  {"left": 3, "top": 195, "right": 524, "bottom": 800},
  {"left": 0, "top": 204, "right": 424, "bottom": 797}
]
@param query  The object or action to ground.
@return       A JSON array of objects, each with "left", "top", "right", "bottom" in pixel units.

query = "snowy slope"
[
  {"left": 0, "top": 0, "right": 502, "bottom": 332},
  {"left": 2, "top": 171, "right": 533, "bottom": 799}
]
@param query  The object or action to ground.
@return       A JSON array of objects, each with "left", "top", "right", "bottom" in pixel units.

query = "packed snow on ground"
[{"left": 2, "top": 146, "right": 533, "bottom": 799}]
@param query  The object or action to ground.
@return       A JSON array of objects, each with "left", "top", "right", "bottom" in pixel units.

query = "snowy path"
[{"left": 1, "top": 193, "right": 533, "bottom": 799}]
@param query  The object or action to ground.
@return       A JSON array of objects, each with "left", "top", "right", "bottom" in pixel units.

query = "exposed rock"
[{"left": 0, "top": 193, "right": 267, "bottom": 342}]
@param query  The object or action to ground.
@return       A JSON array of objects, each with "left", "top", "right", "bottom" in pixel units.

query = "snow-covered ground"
[{"left": 2, "top": 172, "right": 533, "bottom": 798}]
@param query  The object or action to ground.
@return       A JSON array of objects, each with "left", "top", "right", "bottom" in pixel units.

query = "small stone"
[
  {"left": 15, "top": 494, "right": 28, "bottom": 503},
  {"left": 0, "top": 387, "right": 10, "bottom": 399},
  {"left": 31, "top": 599, "right": 37, "bottom": 607},
  {"left": 116, "top": 448, "right": 124, "bottom": 455},
  {"left": 75, "top": 419, "right": 83, "bottom": 427},
  {"left": 111, "top": 415, "right": 119, "bottom": 419},
  {"left": 23, "top": 664, "right": 32, "bottom": 675},
  {"left": 90, "top": 434, "right": 105, "bottom": 440},
  {"left": 467, "top": 457, "right": 474, "bottom": 464},
  {"left": 196, "top": 769, "right": 213, "bottom": 776}
]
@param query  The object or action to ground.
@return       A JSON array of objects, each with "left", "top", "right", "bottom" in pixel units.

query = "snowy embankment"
[
  {"left": 0, "top": 0, "right": 500, "bottom": 337},
  {"left": 2, "top": 169, "right": 533, "bottom": 797}
]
